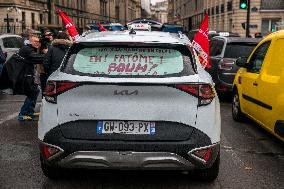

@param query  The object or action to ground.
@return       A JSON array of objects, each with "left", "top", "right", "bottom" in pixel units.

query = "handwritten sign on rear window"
[{"left": 73, "top": 47, "right": 184, "bottom": 76}]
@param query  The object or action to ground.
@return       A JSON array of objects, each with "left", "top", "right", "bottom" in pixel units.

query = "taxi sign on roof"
[{"left": 128, "top": 23, "right": 151, "bottom": 31}]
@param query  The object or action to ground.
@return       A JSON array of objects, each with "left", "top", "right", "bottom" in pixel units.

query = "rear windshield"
[
  {"left": 224, "top": 43, "right": 257, "bottom": 58},
  {"left": 2, "top": 37, "right": 23, "bottom": 48},
  {"left": 61, "top": 44, "right": 195, "bottom": 78}
]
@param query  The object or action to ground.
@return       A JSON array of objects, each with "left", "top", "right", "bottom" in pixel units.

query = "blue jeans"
[{"left": 19, "top": 86, "right": 40, "bottom": 116}]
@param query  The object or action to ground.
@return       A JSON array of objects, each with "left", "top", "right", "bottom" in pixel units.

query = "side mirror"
[{"left": 236, "top": 57, "right": 249, "bottom": 68}]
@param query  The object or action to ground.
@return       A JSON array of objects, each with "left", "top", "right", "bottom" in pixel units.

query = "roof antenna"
[{"left": 129, "top": 28, "right": 136, "bottom": 35}]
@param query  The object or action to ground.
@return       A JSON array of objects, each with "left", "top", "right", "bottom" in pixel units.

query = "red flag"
[
  {"left": 97, "top": 23, "right": 107, "bottom": 32},
  {"left": 57, "top": 9, "right": 79, "bottom": 41},
  {"left": 192, "top": 14, "right": 210, "bottom": 69}
]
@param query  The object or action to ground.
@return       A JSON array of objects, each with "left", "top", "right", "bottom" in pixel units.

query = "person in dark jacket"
[
  {"left": 0, "top": 45, "right": 6, "bottom": 74},
  {"left": 18, "top": 34, "right": 45, "bottom": 121},
  {"left": 43, "top": 32, "right": 72, "bottom": 77}
]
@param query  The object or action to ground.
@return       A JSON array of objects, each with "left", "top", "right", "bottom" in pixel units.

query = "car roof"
[
  {"left": 0, "top": 34, "right": 22, "bottom": 38},
  {"left": 262, "top": 30, "right": 284, "bottom": 41},
  {"left": 212, "top": 36, "right": 261, "bottom": 43},
  {"left": 77, "top": 31, "right": 190, "bottom": 45}
]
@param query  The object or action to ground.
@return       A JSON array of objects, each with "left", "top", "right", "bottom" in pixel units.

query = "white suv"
[{"left": 38, "top": 31, "right": 221, "bottom": 181}]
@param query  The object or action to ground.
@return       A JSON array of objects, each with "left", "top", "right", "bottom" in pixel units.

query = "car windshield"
[
  {"left": 224, "top": 43, "right": 257, "bottom": 58},
  {"left": 62, "top": 44, "right": 195, "bottom": 78},
  {"left": 2, "top": 37, "right": 23, "bottom": 48}
]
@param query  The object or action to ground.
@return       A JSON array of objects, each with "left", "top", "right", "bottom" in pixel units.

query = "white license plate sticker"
[{"left": 97, "top": 121, "right": 156, "bottom": 135}]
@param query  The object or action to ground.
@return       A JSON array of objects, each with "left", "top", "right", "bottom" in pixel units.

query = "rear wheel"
[
  {"left": 194, "top": 153, "right": 220, "bottom": 182},
  {"left": 232, "top": 89, "right": 245, "bottom": 122}
]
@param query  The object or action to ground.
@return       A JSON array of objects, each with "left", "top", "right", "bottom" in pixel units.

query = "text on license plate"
[{"left": 97, "top": 121, "right": 156, "bottom": 135}]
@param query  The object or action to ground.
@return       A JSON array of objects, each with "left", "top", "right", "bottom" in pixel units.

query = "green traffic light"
[{"left": 240, "top": 3, "right": 247, "bottom": 9}]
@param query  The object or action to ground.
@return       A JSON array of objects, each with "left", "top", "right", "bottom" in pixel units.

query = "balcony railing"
[{"left": 261, "top": 0, "right": 284, "bottom": 10}]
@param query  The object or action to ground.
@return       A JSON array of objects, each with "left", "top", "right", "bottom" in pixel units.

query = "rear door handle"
[{"left": 253, "top": 81, "right": 258, "bottom": 86}]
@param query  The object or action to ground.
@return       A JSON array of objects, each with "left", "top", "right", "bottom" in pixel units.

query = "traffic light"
[{"left": 240, "top": 0, "right": 248, "bottom": 9}]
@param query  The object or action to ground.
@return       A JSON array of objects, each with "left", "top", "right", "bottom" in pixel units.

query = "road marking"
[
  {"left": 0, "top": 112, "right": 19, "bottom": 125},
  {"left": 221, "top": 133, "right": 249, "bottom": 169}
]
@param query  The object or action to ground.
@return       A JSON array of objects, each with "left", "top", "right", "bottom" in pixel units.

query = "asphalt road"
[{"left": 0, "top": 94, "right": 283, "bottom": 189}]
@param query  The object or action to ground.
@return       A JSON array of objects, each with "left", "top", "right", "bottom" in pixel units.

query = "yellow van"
[{"left": 232, "top": 30, "right": 284, "bottom": 142}]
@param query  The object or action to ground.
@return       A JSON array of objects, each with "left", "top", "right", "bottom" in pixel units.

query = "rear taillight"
[
  {"left": 189, "top": 147, "right": 213, "bottom": 164},
  {"left": 42, "top": 143, "right": 63, "bottom": 160},
  {"left": 45, "top": 81, "right": 80, "bottom": 103},
  {"left": 175, "top": 84, "right": 215, "bottom": 106}
]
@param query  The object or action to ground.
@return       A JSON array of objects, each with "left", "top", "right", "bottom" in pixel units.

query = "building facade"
[
  {"left": 0, "top": 0, "right": 142, "bottom": 34},
  {"left": 0, "top": 0, "right": 48, "bottom": 34},
  {"left": 115, "top": 0, "right": 141, "bottom": 25},
  {"left": 151, "top": 0, "right": 168, "bottom": 23},
  {"left": 174, "top": 0, "right": 284, "bottom": 36},
  {"left": 167, "top": 0, "right": 175, "bottom": 23},
  {"left": 141, "top": 0, "right": 151, "bottom": 17}
]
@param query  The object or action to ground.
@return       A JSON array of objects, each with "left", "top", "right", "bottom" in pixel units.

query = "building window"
[
  {"left": 211, "top": 7, "right": 215, "bottom": 15},
  {"left": 40, "top": 14, "right": 43, "bottom": 24},
  {"left": 261, "top": 0, "right": 284, "bottom": 10},
  {"left": 207, "top": 8, "right": 210, "bottom": 16},
  {"left": 22, "top": 12, "right": 26, "bottom": 29},
  {"left": 100, "top": 0, "right": 107, "bottom": 18},
  {"left": 56, "top": 14, "right": 60, "bottom": 25},
  {"left": 221, "top": 4, "right": 224, "bottom": 13},
  {"left": 227, "top": 1, "right": 232, "bottom": 12},
  {"left": 261, "top": 18, "right": 281, "bottom": 35},
  {"left": 31, "top": 13, "right": 35, "bottom": 29},
  {"left": 216, "top": 5, "right": 219, "bottom": 14}
]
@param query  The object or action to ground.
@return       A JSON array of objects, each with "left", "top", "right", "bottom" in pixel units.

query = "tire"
[
  {"left": 194, "top": 153, "right": 220, "bottom": 182},
  {"left": 232, "top": 89, "right": 245, "bottom": 122}
]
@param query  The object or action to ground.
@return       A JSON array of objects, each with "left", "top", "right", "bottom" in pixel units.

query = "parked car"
[
  {"left": 161, "top": 24, "right": 183, "bottom": 33},
  {"left": 232, "top": 30, "right": 284, "bottom": 142},
  {"left": 0, "top": 34, "right": 23, "bottom": 60},
  {"left": 39, "top": 30, "right": 221, "bottom": 181},
  {"left": 209, "top": 36, "right": 260, "bottom": 95},
  {"left": 89, "top": 22, "right": 126, "bottom": 32},
  {"left": 101, "top": 22, "right": 126, "bottom": 31},
  {"left": 187, "top": 30, "right": 240, "bottom": 42}
]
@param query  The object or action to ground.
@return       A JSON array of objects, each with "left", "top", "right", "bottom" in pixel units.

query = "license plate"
[{"left": 97, "top": 121, "right": 156, "bottom": 135}]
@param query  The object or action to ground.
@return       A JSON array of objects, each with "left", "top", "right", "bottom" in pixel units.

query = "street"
[{"left": 0, "top": 94, "right": 283, "bottom": 189}]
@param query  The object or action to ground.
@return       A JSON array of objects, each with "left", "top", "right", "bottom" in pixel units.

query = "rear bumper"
[{"left": 40, "top": 124, "right": 220, "bottom": 170}]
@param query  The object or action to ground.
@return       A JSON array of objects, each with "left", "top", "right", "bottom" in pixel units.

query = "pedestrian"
[
  {"left": 43, "top": 31, "right": 72, "bottom": 77},
  {"left": 0, "top": 45, "right": 7, "bottom": 94},
  {"left": 37, "top": 30, "right": 54, "bottom": 96},
  {"left": 0, "top": 46, "right": 6, "bottom": 75},
  {"left": 17, "top": 33, "right": 45, "bottom": 121},
  {"left": 22, "top": 29, "right": 34, "bottom": 45}
]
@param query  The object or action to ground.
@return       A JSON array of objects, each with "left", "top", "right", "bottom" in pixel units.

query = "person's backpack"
[{"left": 0, "top": 63, "right": 12, "bottom": 90}]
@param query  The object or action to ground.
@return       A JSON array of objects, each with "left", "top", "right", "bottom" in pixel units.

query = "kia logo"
[{"left": 114, "top": 90, "right": 139, "bottom": 95}]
